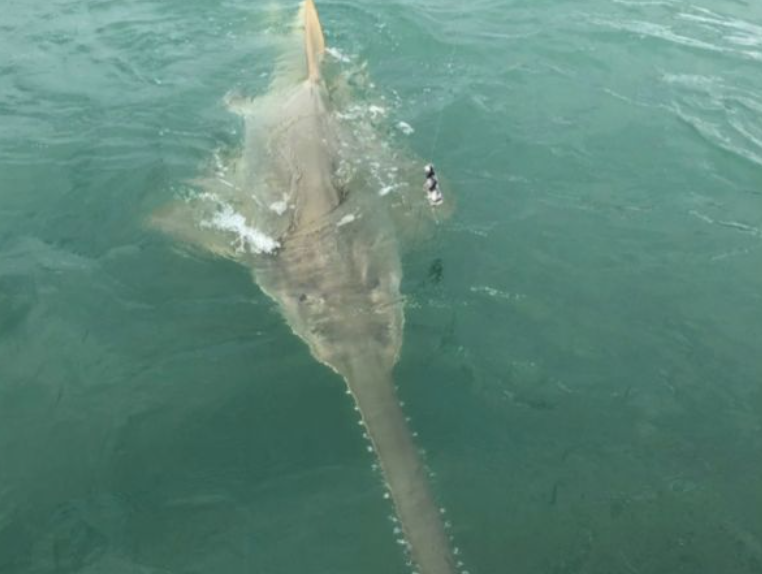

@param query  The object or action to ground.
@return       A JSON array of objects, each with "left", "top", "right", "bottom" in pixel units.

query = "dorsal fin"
[{"left": 302, "top": 0, "right": 325, "bottom": 82}]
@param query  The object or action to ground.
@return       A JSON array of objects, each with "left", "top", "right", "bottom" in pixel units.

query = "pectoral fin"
[
  {"left": 149, "top": 181, "right": 281, "bottom": 261},
  {"left": 149, "top": 195, "right": 240, "bottom": 260}
]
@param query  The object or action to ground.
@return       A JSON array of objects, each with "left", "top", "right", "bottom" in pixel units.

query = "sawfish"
[{"left": 151, "top": 2, "right": 458, "bottom": 573}]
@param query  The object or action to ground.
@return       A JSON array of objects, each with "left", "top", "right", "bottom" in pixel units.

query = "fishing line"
[
  {"left": 407, "top": 40, "right": 459, "bottom": 252},
  {"left": 428, "top": 42, "right": 458, "bottom": 159}
]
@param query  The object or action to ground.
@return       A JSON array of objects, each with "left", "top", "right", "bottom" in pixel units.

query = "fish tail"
[{"left": 302, "top": 0, "right": 325, "bottom": 82}]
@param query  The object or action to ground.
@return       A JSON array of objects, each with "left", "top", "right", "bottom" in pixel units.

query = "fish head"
[{"left": 256, "top": 218, "right": 404, "bottom": 377}]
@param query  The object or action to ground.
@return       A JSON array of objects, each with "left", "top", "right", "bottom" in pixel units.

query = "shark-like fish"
[{"left": 151, "top": 2, "right": 458, "bottom": 573}]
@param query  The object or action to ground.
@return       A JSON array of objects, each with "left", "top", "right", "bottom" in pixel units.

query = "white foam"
[
  {"left": 689, "top": 210, "right": 715, "bottom": 225},
  {"left": 396, "top": 121, "right": 415, "bottom": 135},
  {"left": 470, "top": 285, "right": 525, "bottom": 301},
  {"left": 197, "top": 191, "right": 221, "bottom": 202},
  {"left": 213, "top": 151, "right": 226, "bottom": 174},
  {"left": 201, "top": 204, "right": 279, "bottom": 254},
  {"left": 379, "top": 184, "right": 398, "bottom": 196},
  {"left": 368, "top": 105, "right": 387, "bottom": 119},
  {"left": 690, "top": 210, "right": 762, "bottom": 237},
  {"left": 337, "top": 213, "right": 357, "bottom": 226},
  {"left": 269, "top": 199, "right": 289, "bottom": 215},
  {"left": 326, "top": 46, "right": 352, "bottom": 63}
]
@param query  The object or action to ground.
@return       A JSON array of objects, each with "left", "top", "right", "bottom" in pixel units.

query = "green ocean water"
[{"left": 2, "top": 0, "right": 762, "bottom": 571}]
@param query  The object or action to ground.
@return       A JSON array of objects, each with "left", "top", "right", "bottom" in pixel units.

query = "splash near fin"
[{"left": 302, "top": 0, "right": 325, "bottom": 82}]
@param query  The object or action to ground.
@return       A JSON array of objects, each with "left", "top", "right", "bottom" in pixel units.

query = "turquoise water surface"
[{"left": 1, "top": 0, "right": 761, "bottom": 572}]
